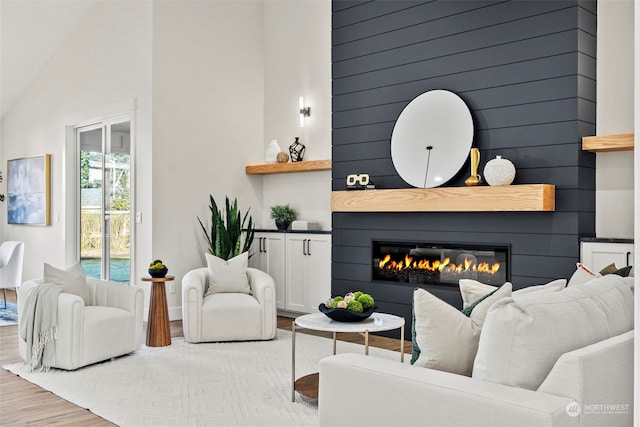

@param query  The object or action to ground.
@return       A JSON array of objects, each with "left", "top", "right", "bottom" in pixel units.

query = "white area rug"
[{"left": 4, "top": 329, "right": 404, "bottom": 426}]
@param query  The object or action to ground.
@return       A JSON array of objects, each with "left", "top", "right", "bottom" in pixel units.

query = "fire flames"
[{"left": 378, "top": 254, "right": 500, "bottom": 275}]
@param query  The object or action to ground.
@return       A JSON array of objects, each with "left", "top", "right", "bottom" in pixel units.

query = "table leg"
[
  {"left": 364, "top": 330, "right": 369, "bottom": 355},
  {"left": 147, "top": 281, "right": 171, "bottom": 347},
  {"left": 291, "top": 320, "right": 296, "bottom": 402},
  {"left": 332, "top": 331, "right": 337, "bottom": 355},
  {"left": 400, "top": 324, "right": 405, "bottom": 363}
]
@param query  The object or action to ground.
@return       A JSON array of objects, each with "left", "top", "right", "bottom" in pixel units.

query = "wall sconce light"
[{"left": 299, "top": 96, "right": 311, "bottom": 127}]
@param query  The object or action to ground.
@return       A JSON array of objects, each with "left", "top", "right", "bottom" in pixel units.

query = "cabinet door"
[
  {"left": 250, "top": 233, "right": 286, "bottom": 309},
  {"left": 580, "top": 242, "right": 634, "bottom": 272},
  {"left": 285, "top": 235, "right": 308, "bottom": 312},
  {"left": 305, "top": 235, "right": 331, "bottom": 312}
]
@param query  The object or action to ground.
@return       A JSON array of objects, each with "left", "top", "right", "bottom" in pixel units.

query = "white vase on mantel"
[{"left": 483, "top": 155, "right": 516, "bottom": 186}]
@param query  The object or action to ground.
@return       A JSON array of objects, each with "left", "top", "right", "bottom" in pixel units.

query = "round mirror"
[{"left": 391, "top": 89, "right": 474, "bottom": 188}]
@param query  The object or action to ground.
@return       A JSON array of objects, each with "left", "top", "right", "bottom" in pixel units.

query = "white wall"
[
  {"left": 260, "top": 0, "right": 332, "bottom": 231},
  {"left": 0, "top": 0, "right": 332, "bottom": 321},
  {"left": 596, "top": 0, "right": 634, "bottom": 239},
  {"left": 0, "top": 1, "right": 153, "bottom": 282},
  {"left": 151, "top": 0, "right": 265, "bottom": 315}
]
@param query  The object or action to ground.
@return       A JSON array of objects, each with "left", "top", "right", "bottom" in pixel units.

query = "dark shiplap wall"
[{"left": 331, "top": 0, "right": 597, "bottom": 336}]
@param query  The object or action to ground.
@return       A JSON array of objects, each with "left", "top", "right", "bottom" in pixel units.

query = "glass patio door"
[{"left": 77, "top": 118, "right": 131, "bottom": 283}]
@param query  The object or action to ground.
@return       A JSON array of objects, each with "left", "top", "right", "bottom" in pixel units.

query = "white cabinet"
[
  {"left": 250, "top": 231, "right": 331, "bottom": 314},
  {"left": 580, "top": 241, "right": 634, "bottom": 271},
  {"left": 285, "top": 234, "right": 331, "bottom": 313},
  {"left": 251, "top": 232, "right": 286, "bottom": 309}
]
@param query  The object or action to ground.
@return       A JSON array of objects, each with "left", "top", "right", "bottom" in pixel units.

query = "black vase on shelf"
[
  {"left": 275, "top": 219, "right": 290, "bottom": 231},
  {"left": 289, "top": 137, "right": 305, "bottom": 162}
]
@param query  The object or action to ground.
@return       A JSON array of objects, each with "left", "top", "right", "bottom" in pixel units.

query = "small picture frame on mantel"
[{"left": 7, "top": 154, "right": 51, "bottom": 226}]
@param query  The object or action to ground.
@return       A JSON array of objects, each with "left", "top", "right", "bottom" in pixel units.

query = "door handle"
[
  {"left": 302, "top": 239, "right": 307, "bottom": 256},
  {"left": 307, "top": 239, "right": 311, "bottom": 256},
  {"left": 626, "top": 251, "right": 631, "bottom": 266}
]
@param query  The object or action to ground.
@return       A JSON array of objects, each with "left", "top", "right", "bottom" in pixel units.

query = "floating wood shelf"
[
  {"left": 331, "top": 184, "right": 555, "bottom": 212},
  {"left": 245, "top": 159, "right": 331, "bottom": 174},
  {"left": 582, "top": 133, "right": 634, "bottom": 152}
]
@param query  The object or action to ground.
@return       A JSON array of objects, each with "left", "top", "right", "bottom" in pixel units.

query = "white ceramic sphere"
[{"left": 483, "top": 155, "right": 516, "bottom": 186}]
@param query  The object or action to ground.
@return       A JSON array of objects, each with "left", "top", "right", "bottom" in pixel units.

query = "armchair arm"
[
  {"left": 182, "top": 268, "right": 208, "bottom": 343},
  {"left": 247, "top": 267, "right": 276, "bottom": 339},
  {"left": 319, "top": 353, "right": 577, "bottom": 427}
]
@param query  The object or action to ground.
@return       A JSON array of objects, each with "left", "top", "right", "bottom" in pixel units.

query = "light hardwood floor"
[{"left": 0, "top": 289, "right": 408, "bottom": 426}]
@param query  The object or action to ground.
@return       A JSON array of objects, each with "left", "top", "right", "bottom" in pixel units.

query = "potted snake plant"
[{"left": 198, "top": 195, "right": 255, "bottom": 260}]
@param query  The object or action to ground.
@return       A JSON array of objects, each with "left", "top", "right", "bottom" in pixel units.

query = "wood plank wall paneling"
[{"left": 331, "top": 0, "right": 596, "bottom": 339}]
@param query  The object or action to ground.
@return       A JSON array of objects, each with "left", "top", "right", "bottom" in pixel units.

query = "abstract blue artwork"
[{"left": 7, "top": 154, "right": 51, "bottom": 225}]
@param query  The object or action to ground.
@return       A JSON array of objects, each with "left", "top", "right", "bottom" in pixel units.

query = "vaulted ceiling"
[{"left": 0, "top": 0, "right": 97, "bottom": 118}]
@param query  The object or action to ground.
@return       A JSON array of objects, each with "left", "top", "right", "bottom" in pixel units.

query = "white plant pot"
[{"left": 483, "top": 155, "right": 516, "bottom": 186}]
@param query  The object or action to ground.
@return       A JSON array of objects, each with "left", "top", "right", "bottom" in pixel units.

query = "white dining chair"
[{"left": 0, "top": 241, "right": 24, "bottom": 308}]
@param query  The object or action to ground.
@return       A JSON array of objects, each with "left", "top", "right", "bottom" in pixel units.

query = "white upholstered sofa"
[
  {"left": 18, "top": 277, "right": 144, "bottom": 370},
  {"left": 319, "top": 275, "right": 634, "bottom": 427},
  {"left": 182, "top": 267, "right": 276, "bottom": 342}
]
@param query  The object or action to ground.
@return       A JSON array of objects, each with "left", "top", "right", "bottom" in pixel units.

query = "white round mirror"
[{"left": 391, "top": 90, "right": 474, "bottom": 188}]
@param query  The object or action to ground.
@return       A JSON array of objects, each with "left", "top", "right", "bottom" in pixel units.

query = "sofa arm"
[
  {"left": 319, "top": 354, "right": 577, "bottom": 427},
  {"left": 182, "top": 268, "right": 208, "bottom": 343},
  {"left": 247, "top": 267, "right": 276, "bottom": 339}
]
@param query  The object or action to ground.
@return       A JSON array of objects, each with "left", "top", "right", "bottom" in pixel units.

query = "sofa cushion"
[
  {"left": 43, "top": 261, "right": 91, "bottom": 305},
  {"left": 472, "top": 274, "right": 634, "bottom": 390},
  {"left": 567, "top": 262, "right": 600, "bottom": 287},
  {"left": 411, "top": 282, "right": 512, "bottom": 376},
  {"left": 460, "top": 279, "right": 565, "bottom": 309},
  {"left": 204, "top": 252, "right": 250, "bottom": 295}
]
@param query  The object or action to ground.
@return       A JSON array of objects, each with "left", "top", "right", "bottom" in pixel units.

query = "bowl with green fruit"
[
  {"left": 148, "top": 259, "right": 168, "bottom": 278},
  {"left": 319, "top": 291, "right": 376, "bottom": 322}
]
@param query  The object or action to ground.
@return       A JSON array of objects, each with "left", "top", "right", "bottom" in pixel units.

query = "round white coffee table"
[{"left": 291, "top": 312, "right": 405, "bottom": 401}]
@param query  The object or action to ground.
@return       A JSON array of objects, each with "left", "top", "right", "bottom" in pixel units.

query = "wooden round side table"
[{"left": 142, "top": 276, "right": 174, "bottom": 347}]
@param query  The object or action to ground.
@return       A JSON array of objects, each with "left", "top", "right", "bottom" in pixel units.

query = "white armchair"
[
  {"left": 18, "top": 277, "right": 144, "bottom": 370},
  {"left": 0, "top": 241, "right": 24, "bottom": 308},
  {"left": 182, "top": 267, "right": 276, "bottom": 343}
]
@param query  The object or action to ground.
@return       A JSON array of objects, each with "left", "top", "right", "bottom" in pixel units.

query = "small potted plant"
[{"left": 270, "top": 204, "right": 296, "bottom": 231}]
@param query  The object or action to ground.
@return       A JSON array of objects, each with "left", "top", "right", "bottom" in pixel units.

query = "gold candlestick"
[{"left": 464, "top": 148, "right": 481, "bottom": 186}]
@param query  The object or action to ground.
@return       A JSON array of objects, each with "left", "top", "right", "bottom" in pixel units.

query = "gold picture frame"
[{"left": 7, "top": 154, "right": 51, "bottom": 226}]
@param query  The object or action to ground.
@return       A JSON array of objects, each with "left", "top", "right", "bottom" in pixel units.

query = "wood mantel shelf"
[
  {"left": 582, "top": 133, "right": 634, "bottom": 152},
  {"left": 331, "top": 184, "right": 555, "bottom": 212},
  {"left": 245, "top": 159, "right": 331, "bottom": 174}
]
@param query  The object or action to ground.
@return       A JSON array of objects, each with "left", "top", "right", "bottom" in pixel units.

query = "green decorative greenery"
[
  {"left": 198, "top": 195, "right": 255, "bottom": 261},
  {"left": 270, "top": 204, "right": 296, "bottom": 222},
  {"left": 356, "top": 293, "right": 374, "bottom": 310},
  {"left": 149, "top": 259, "right": 166, "bottom": 269},
  {"left": 326, "top": 292, "right": 374, "bottom": 312},
  {"left": 346, "top": 300, "right": 363, "bottom": 313}
]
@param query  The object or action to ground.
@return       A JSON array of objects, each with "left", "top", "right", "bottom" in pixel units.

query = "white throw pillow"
[
  {"left": 460, "top": 279, "right": 565, "bottom": 309},
  {"left": 204, "top": 252, "right": 250, "bottom": 295},
  {"left": 411, "top": 282, "right": 512, "bottom": 376},
  {"left": 472, "top": 274, "right": 634, "bottom": 390},
  {"left": 43, "top": 261, "right": 91, "bottom": 305},
  {"left": 567, "top": 262, "right": 601, "bottom": 287},
  {"left": 513, "top": 279, "right": 567, "bottom": 295}
]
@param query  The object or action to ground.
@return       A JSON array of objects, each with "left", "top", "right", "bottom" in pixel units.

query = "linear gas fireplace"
[{"left": 372, "top": 241, "right": 509, "bottom": 287}]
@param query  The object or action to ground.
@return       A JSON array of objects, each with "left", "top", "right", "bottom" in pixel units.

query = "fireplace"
[{"left": 372, "top": 241, "right": 509, "bottom": 287}]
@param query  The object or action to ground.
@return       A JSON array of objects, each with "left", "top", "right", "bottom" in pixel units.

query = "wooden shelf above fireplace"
[
  {"left": 582, "top": 133, "right": 634, "bottom": 152},
  {"left": 331, "top": 184, "right": 555, "bottom": 212}
]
